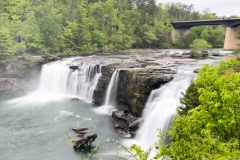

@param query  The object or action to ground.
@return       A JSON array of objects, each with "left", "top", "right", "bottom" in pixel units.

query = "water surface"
[{"left": 0, "top": 95, "right": 122, "bottom": 160}]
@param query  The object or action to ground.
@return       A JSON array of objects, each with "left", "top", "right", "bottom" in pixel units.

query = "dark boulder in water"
[
  {"left": 112, "top": 110, "right": 143, "bottom": 137},
  {"left": 73, "top": 134, "right": 97, "bottom": 150},
  {"left": 70, "top": 128, "right": 97, "bottom": 150},
  {"left": 69, "top": 65, "right": 79, "bottom": 71},
  {"left": 72, "top": 128, "right": 88, "bottom": 134}
]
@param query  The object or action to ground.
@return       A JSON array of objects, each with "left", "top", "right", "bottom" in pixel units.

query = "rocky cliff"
[{"left": 0, "top": 56, "right": 43, "bottom": 95}]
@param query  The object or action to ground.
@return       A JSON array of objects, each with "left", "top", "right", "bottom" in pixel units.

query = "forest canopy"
[{"left": 0, "top": 0, "right": 228, "bottom": 56}]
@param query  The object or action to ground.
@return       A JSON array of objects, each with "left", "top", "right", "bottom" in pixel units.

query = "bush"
[
  {"left": 178, "top": 81, "right": 200, "bottom": 115},
  {"left": 159, "top": 57, "right": 240, "bottom": 159},
  {"left": 190, "top": 39, "right": 212, "bottom": 57}
]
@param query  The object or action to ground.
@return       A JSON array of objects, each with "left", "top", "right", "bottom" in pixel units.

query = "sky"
[{"left": 156, "top": 0, "right": 240, "bottom": 17}]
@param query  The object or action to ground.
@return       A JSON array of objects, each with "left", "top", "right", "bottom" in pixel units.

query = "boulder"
[
  {"left": 69, "top": 65, "right": 79, "bottom": 70},
  {"left": 73, "top": 134, "right": 97, "bottom": 150},
  {"left": 112, "top": 110, "right": 143, "bottom": 136}
]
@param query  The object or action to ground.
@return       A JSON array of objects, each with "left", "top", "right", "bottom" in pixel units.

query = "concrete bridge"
[{"left": 171, "top": 18, "right": 240, "bottom": 50}]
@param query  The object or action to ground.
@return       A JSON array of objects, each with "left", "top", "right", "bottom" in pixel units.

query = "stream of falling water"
[
  {"left": 131, "top": 69, "right": 195, "bottom": 153},
  {"left": 8, "top": 58, "right": 102, "bottom": 104},
  {"left": 94, "top": 69, "right": 120, "bottom": 114}
]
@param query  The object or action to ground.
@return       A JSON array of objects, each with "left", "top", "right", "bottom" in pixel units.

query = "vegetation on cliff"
[
  {"left": 159, "top": 57, "right": 240, "bottom": 159},
  {"left": 0, "top": 0, "right": 227, "bottom": 57}
]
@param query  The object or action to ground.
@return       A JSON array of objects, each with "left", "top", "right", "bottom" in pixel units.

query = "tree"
[
  {"left": 159, "top": 58, "right": 240, "bottom": 160},
  {"left": 0, "top": 28, "right": 14, "bottom": 56},
  {"left": 190, "top": 39, "right": 212, "bottom": 57},
  {"left": 34, "top": 0, "right": 65, "bottom": 53},
  {"left": 21, "top": 12, "right": 43, "bottom": 54}
]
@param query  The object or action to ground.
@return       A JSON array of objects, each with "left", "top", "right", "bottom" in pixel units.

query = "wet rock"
[
  {"left": 69, "top": 65, "right": 79, "bottom": 70},
  {"left": 73, "top": 134, "right": 97, "bottom": 150},
  {"left": 0, "top": 80, "right": 11, "bottom": 93},
  {"left": 71, "top": 98, "right": 80, "bottom": 101},
  {"left": 0, "top": 56, "right": 41, "bottom": 95},
  {"left": 38, "top": 56, "right": 62, "bottom": 65},
  {"left": 129, "top": 118, "right": 144, "bottom": 132},
  {"left": 117, "top": 69, "right": 175, "bottom": 116},
  {"left": 112, "top": 110, "right": 142, "bottom": 136},
  {"left": 72, "top": 128, "right": 88, "bottom": 134},
  {"left": 194, "top": 69, "right": 200, "bottom": 73},
  {"left": 0, "top": 78, "right": 26, "bottom": 95},
  {"left": 212, "top": 52, "right": 221, "bottom": 56},
  {"left": 71, "top": 128, "right": 97, "bottom": 150},
  {"left": 93, "top": 65, "right": 115, "bottom": 105},
  {"left": 202, "top": 50, "right": 209, "bottom": 57}
]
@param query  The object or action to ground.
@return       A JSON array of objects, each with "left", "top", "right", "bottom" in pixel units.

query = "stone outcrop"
[
  {"left": 0, "top": 56, "right": 42, "bottom": 95},
  {"left": 117, "top": 69, "right": 176, "bottom": 116},
  {"left": 112, "top": 110, "right": 143, "bottom": 136},
  {"left": 93, "top": 65, "right": 115, "bottom": 105},
  {"left": 93, "top": 66, "right": 176, "bottom": 116},
  {"left": 71, "top": 128, "right": 97, "bottom": 150}
]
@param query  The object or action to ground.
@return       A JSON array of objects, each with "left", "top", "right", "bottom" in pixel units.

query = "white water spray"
[
  {"left": 8, "top": 58, "right": 102, "bottom": 104},
  {"left": 95, "top": 70, "right": 120, "bottom": 114},
  {"left": 104, "top": 70, "right": 120, "bottom": 107},
  {"left": 134, "top": 70, "right": 193, "bottom": 149}
]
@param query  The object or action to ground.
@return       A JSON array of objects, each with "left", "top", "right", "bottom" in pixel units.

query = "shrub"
[
  {"left": 178, "top": 81, "right": 200, "bottom": 115},
  {"left": 160, "top": 57, "right": 240, "bottom": 159},
  {"left": 190, "top": 39, "right": 212, "bottom": 57}
]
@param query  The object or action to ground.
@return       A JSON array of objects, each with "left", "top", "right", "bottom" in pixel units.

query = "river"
[
  {"left": 0, "top": 50, "right": 227, "bottom": 160},
  {"left": 0, "top": 96, "right": 122, "bottom": 160}
]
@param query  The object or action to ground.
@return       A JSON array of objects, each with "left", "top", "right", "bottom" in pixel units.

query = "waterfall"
[
  {"left": 38, "top": 59, "right": 102, "bottom": 102},
  {"left": 94, "top": 70, "right": 120, "bottom": 114},
  {"left": 104, "top": 70, "right": 120, "bottom": 107},
  {"left": 67, "top": 63, "right": 102, "bottom": 102},
  {"left": 9, "top": 58, "right": 102, "bottom": 104},
  {"left": 134, "top": 70, "right": 193, "bottom": 149}
]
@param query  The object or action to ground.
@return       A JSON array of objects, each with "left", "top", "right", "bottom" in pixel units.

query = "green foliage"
[
  {"left": 178, "top": 81, "right": 200, "bottom": 115},
  {"left": 160, "top": 57, "right": 240, "bottom": 159},
  {"left": 190, "top": 39, "right": 212, "bottom": 57},
  {"left": 0, "top": 27, "right": 14, "bottom": 56},
  {"left": 0, "top": 0, "right": 228, "bottom": 56},
  {"left": 233, "top": 27, "right": 240, "bottom": 54}
]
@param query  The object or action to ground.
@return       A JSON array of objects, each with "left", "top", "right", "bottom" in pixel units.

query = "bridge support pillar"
[
  {"left": 224, "top": 27, "right": 240, "bottom": 50},
  {"left": 171, "top": 28, "right": 190, "bottom": 44}
]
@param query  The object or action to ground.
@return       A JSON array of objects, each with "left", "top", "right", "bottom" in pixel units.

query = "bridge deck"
[{"left": 172, "top": 18, "right": 240, "bottom": 29}]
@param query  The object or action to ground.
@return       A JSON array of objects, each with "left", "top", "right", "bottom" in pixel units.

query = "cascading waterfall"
[
  {"left": 67, "top": 63, "right": 102, "bottom": 102},
  {"left": 9, "top": 58, "right": 102, "bottom": 104},
  {"left": 95, "top": 69, "right": 120, "bottom": 114},
  {"left": 104, "top": 70, "right": 120, "bottom": 107},
  {"left": 38, "top": 59, "right": 102, "bottom": 101},
  {"left": 134, "top": 70, "right": 194, "bottom": 149}
]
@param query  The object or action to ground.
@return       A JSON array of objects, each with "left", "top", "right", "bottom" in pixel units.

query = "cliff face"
[
  {"left": 93, "top": 65, "right": 115, "bottom": 105},
  {"left": 117, "top": 69, "right": 176, "bottom": 116},
  {"left": 1, "top": 50, "right": 203, "bottom": 117},
  {"left": 92, "top": 66, "right": 176, "bottom": 116},
  {"left": 0, "top": 56, "right": 42, "bottom": 95}
]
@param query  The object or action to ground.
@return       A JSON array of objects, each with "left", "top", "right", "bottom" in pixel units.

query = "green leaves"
[
  {"left": 190, "top": 39, "right": 212, "bottom": 57},
  {"left": 160, "top": 57, "right": 240, "bottom": 159}
]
